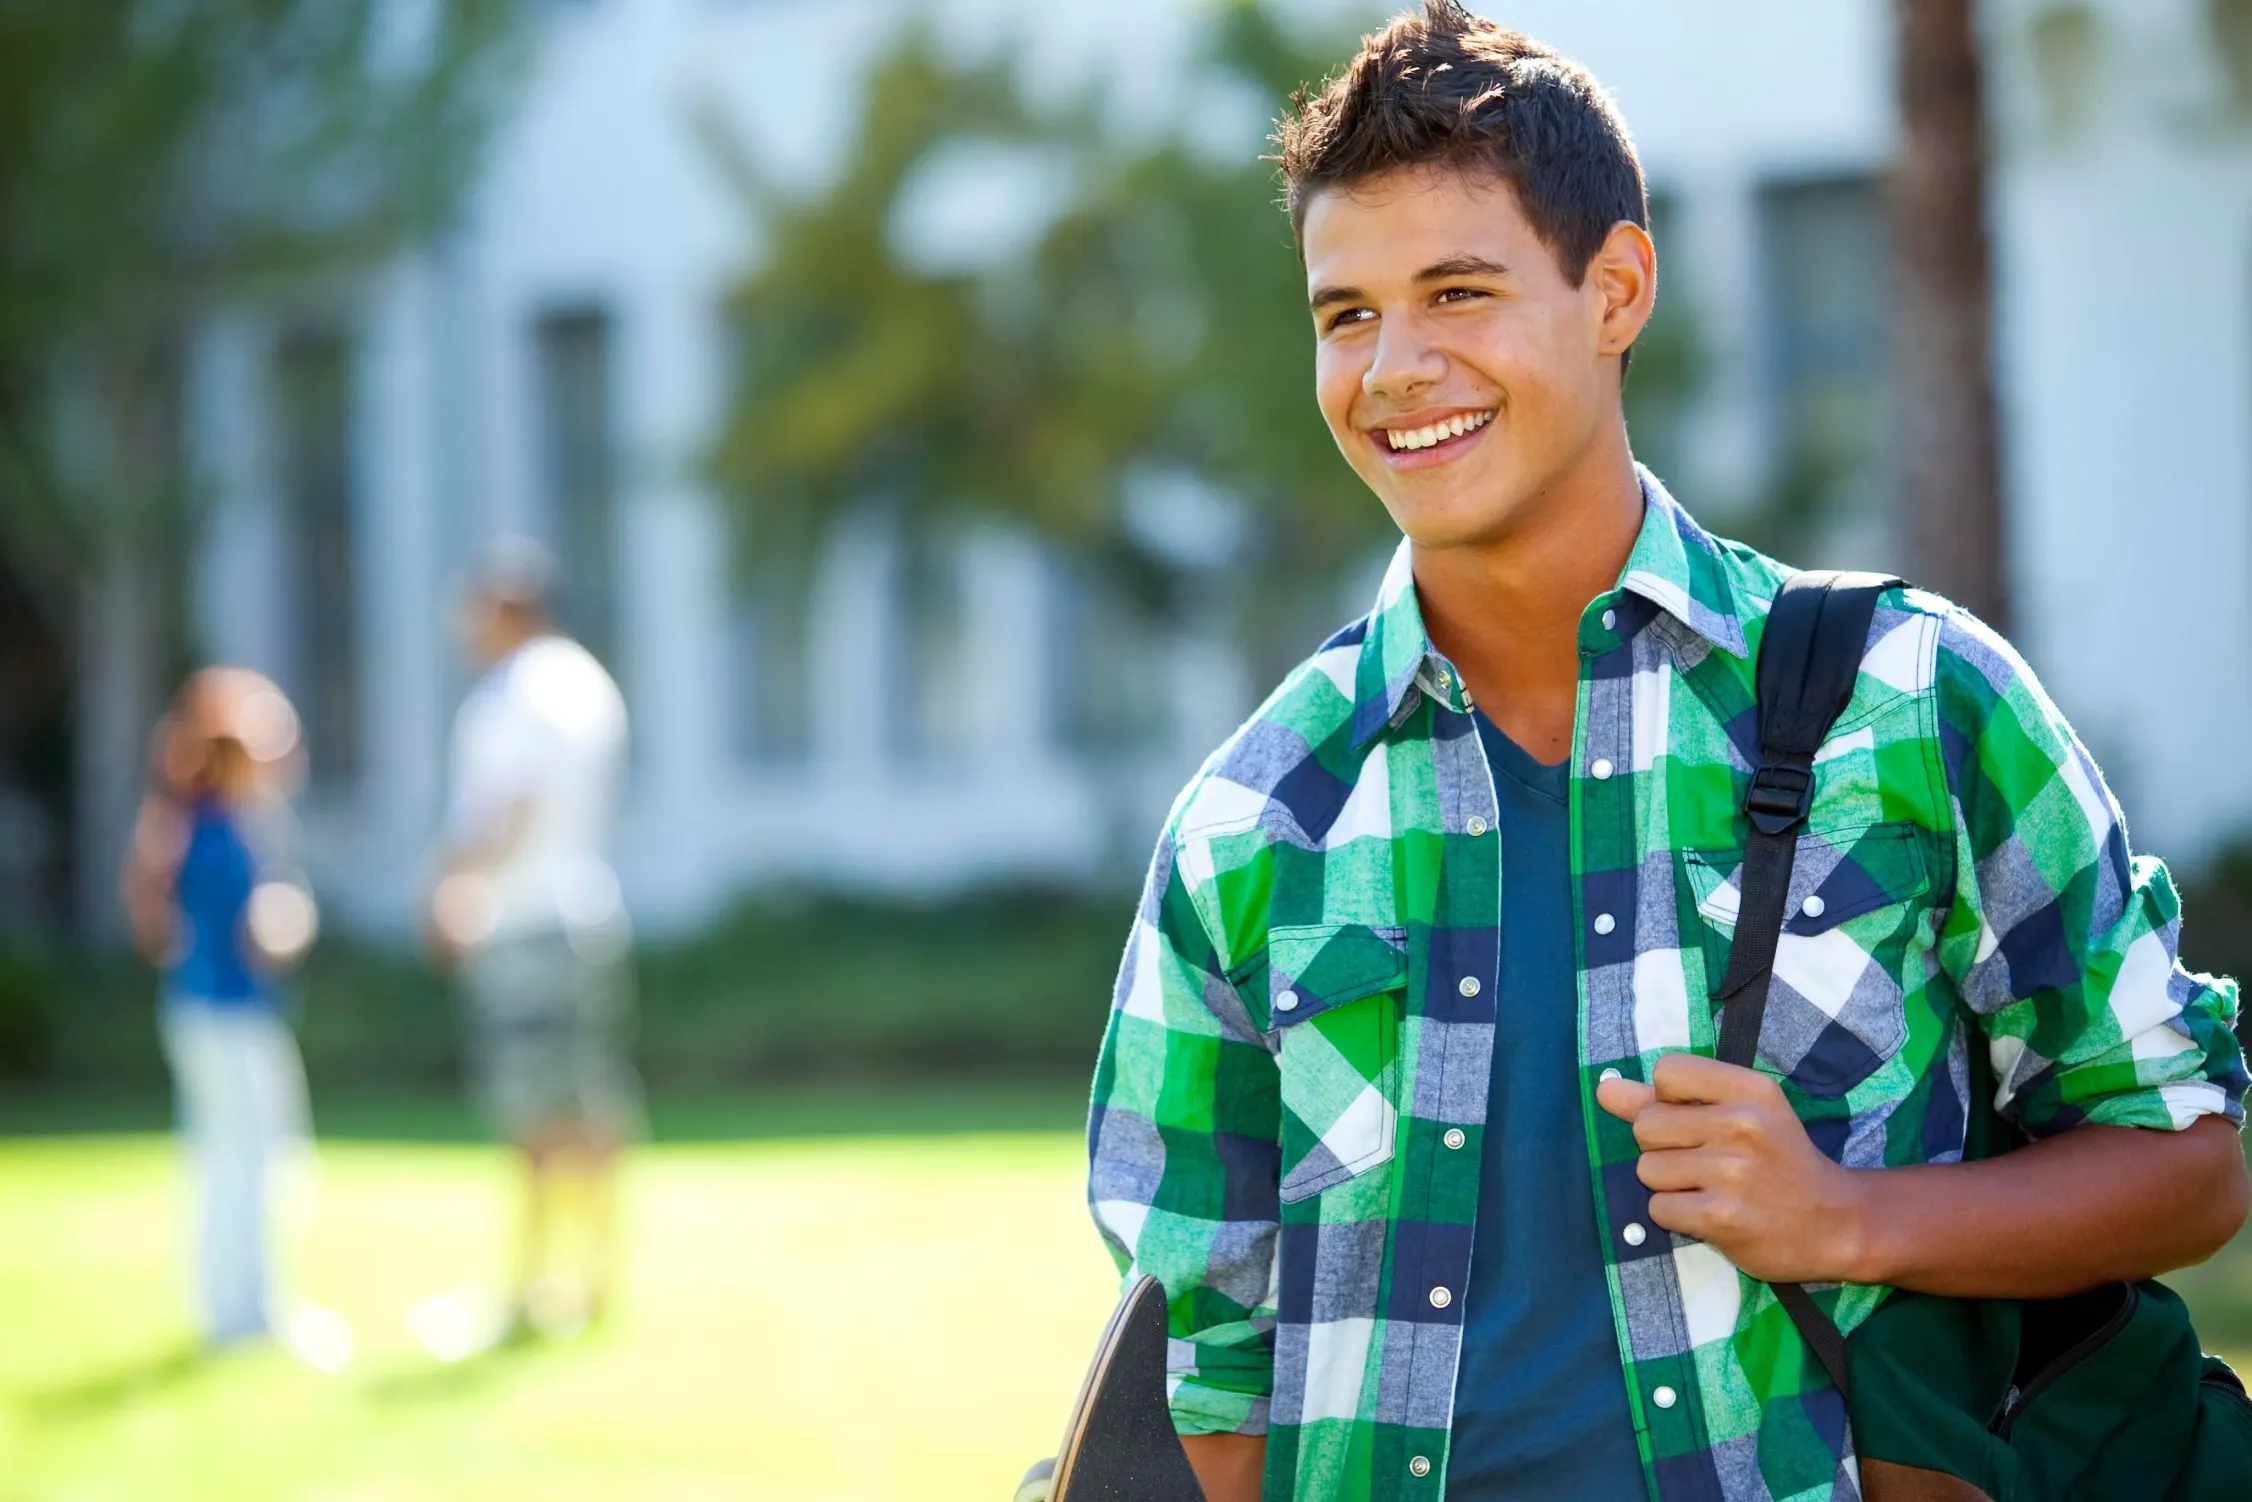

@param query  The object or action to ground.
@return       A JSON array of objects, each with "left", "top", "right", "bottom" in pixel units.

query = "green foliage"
[
  {"left": 0, "top": 0, "right": 532, "bottom": 944},
  {"left": 706, "top": 4, "right": 1382, "bottom": 630},
  {"left": 0, "top": 0, "right": 529, "bottom": 620},
  {"left": 704, "top": 40, "right": 1048, "bottom": 566},
  {"left": 0, "top": 947, "right": 59, "bottom": 1078},
  {"left": 635, "top": 887, "right": 1127, "bottom": 1081},
  {"left": 32, "top": 888, "right": 1133, "bottom": 1089},
  {"left": 707, "top": 3, "right": 1714, "bottom": 670}
]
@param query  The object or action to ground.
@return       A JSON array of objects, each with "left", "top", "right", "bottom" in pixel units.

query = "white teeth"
[{"left": 1385, "top": 410, "right": 1492, "bottom": 451}]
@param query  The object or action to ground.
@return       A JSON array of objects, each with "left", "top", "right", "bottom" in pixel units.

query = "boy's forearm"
[
  {"left": 1602, "top": 1056, "right": 2247, "bottom": 1295},
  {"left": 1845, "top": 1116, "right": 2249, "bottom": 1297},
  {"left": 1180, "top": 1433, "right": 1265, "bottom": 1502}
]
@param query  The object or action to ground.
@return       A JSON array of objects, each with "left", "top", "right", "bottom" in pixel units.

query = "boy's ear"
[{"left": 1590, "top": 220, "right": 1657, "bottom": 359}]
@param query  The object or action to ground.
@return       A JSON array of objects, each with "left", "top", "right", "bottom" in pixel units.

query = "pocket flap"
[
  {"left": 1785, "top": 825, "right": 1928, "bottom": 935},
  {"left": 1685, "top": 824, "right": 1928, "bottom": 938},
  {"left": 1266, "top": 923, "right": 1408, "bottom": 1030}
]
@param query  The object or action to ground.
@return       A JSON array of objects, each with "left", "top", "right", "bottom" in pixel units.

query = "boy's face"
[{"left": 1302, "top": 163, "right": 1650, "bottom": 549}]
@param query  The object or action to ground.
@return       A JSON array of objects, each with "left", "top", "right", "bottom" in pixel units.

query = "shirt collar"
[{"left": 1350, "top": 466, "right": 1750, "bottom": 749}]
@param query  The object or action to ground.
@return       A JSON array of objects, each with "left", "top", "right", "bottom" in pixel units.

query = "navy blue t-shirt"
[{"left": 1445, "top": 712, "right": 1647, "bottom": 1498}]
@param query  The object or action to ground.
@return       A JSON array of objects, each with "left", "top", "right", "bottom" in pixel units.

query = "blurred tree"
[
  {"left": 707, "top": 6, "right": 1373, "bottom": 672},
  {"left": 707, "top": 0, "right": 1702, "bottom": 729},
  {"left": 707, "top": 1, "right": 1704, "bottom": 707},
  {"left": 0, "top": 0, "right": 527, "bottom": 939},
  {"left": 1892, "top": 0, "right": 2009, "bottom": 628}
]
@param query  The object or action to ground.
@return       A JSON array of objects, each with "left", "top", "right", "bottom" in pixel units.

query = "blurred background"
[{"left": 7, "top": 0, "right": 2252, "bottom": 1497}]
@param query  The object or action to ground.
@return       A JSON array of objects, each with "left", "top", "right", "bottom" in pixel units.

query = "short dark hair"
[
  {"left": 469, "top": 533, "right": 558, "bottom": 620},
  {"left": 1275, "top": 2, "right": 1647, "bottom": 289}
]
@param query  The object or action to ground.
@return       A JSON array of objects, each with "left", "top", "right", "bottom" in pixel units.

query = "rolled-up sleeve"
[
  {"left": 1934, "top": 607, "right": 2247, "bottom": 1136},
  {"left": 1087, "top": 827, "right": 1281, "bottom": 1437}
]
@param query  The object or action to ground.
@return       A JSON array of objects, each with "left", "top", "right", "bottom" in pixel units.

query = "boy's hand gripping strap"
[{"left": 1711, "top": 570, "right": 1903, "bottom": 1402}]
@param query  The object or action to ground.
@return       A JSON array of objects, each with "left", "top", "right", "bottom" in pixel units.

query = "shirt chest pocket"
[
  {"left": 1260, "top": 923, "right": 1406, "bottom": 1204},
  {"left": 1680, "top": 822, "right": 1933, "bottom": 1100}
]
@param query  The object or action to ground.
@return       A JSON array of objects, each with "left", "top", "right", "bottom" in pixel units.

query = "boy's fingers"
[
  {"left": 1628, "top": 1101, "right": 1710, "bottom": 1151},
  {"left": 1646, "top": 1188, "right": 1720, "bottom": 1239},
  {"left": 1634, "top": 1147, "right": 1723, "bottom": 1193},
  {"left": 1596, "top": 1075, "right": 1657, "bottom": 1121},
  {"left": 1652, "top": 1051, "right": 1778, "bottom": 1106}
]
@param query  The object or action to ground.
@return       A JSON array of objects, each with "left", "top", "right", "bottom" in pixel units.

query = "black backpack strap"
[{"left": 1714, "top": 569, "right": 1902, "bottom": 1402}]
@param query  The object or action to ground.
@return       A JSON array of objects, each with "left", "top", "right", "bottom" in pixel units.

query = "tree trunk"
[
  {"left": 1892, "top": 0, "right": 2009, "bottom": 629},
  {"left": 0, "top": 551, "right": 73, "bottom": 942},
  {"left": 60, "top": 334, "right": 184, "bottom": 946},
  {"left": 74, "top": 538, "right": 159, "bottom": 945}
]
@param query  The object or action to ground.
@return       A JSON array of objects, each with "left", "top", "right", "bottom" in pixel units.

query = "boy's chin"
[{"left": 1380, "top": 489, "right": 1526, "bottom": 552}]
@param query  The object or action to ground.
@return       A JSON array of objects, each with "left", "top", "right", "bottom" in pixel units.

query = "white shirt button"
[
  {"left": 1602, "top": 608, "right": 1617, "bottom": 631},
  {"left": 1802, "top": 894, "right": 1826, "bottom": 918},
  {"left": 1428, "top": 1286, "right": 1451, "bottom": 1309},
  {"left": 1599, "top": 1067, "right": 1623, "bottom": 1083},
  {"left": 1443, "top": 1127, "right": 1467, "bottom": 1150},
  {"left": 1591, "top": 758, "right": 1614, "bottom": 780},
  {"left": 1409, "top": 1456, "right": 1432, "bottom": 1478},
  {"left": 1467, "top": 816, "right": 1488, "bottom": 837},
  {"left": 1458, "top": 975, "right": 1481, "bottom": 997},
  {"left": 1652, "top": 1385, "right": 1678, "bottom": 1409},
  {"left": 1276, "top": 991, "right": 1298, "bottom": 1012},
  {"left": 1622, "top": 1222, "right": 1647, "bottom": 1247},
  {"left": 1593, "top": 913, "right": 1616, "bottom": 936}
]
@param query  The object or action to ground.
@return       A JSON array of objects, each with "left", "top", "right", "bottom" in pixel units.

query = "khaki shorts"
[{"left": 461, "top": 930, "right": 642, "bottom": 1143}]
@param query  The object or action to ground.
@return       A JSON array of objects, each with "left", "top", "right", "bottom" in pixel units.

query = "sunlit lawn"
[
  {"left": 11, "top": 1091, "right": 2252, "bottom": 1502},
  {"left": 0, "top": 1090, "right": 1118, "bottom": 1502}
]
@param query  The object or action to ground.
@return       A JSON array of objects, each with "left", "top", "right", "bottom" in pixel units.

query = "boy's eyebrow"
[
  {"left": 1416, "top": 254, "right": 1512, "bottom": 281},
  {"left": 1307, "top": 255, "right": 1515, "bottom": 311}
]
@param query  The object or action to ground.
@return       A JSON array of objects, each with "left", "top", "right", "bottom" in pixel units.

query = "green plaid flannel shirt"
[{"left": 1085, "top": 471, "right": 2246, "bottom": 1502}]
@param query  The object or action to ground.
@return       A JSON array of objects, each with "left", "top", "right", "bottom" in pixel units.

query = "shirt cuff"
[
  {"left": 2077, "top": 1078, "right": 2245, "bottom": 1132},
  {"left": 1169, "top": 1374, "right": 1272, "bottom": 1438}
]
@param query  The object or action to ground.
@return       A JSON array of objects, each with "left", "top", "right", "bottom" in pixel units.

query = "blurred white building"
[{"left": 182, "top": 0, "right": 2252, "bottom": 939}]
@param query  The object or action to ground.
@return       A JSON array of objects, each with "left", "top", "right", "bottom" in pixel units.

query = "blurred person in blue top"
[
  {"left": 424, "top": 538, "right": 635, "bottom": 1345},
  {"left": 121, "top": 667, "right": 320, "bottom": 1350}
]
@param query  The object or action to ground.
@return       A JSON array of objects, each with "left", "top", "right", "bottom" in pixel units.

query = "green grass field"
[
  {"left": 12, "top": 1087, "right": 2252, "bottom": 1502},
  {"left": 0, "top": 1087, "right": 1119, "bottom": 1502}
]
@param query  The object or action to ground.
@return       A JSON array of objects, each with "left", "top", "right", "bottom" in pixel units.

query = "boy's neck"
[{"left": 1409, "top": 433, "right": 1645, "bottom": 766}]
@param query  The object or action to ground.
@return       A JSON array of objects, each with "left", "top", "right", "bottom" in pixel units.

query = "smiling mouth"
[{"left": 1380, "top": 409, "right": 1495, "bottom": 454}]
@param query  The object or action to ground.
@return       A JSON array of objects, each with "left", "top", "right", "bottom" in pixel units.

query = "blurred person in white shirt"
[{"left": 425, "top": 538, "right": 637, "bottom": 1340}]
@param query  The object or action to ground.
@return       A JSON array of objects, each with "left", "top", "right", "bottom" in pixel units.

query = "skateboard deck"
[{"left": 1024, "top": 1275, "right": 1205, "bottom": 1502}]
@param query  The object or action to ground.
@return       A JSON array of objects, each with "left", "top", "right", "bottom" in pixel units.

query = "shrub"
[{"left": 33, "top": 885, "right": 1135, "bottom": 1091}]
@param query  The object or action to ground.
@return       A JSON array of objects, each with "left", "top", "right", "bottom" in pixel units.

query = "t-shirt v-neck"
[
  {"left": 1477, "top": 712, "right": 1569, "bottom": 805},
  {"left": 1445, "top": 709, "right": 1647, "bottom": 1499}
]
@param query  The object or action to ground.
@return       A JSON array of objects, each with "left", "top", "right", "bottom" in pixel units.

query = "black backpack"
[{"left": 1731, "top": 572, "right": 2252, "bottom": 1500}]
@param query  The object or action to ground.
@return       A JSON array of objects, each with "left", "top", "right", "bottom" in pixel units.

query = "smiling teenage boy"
[{"left": 1083, "top": 6, "right": 2250, "bottom": 1501}]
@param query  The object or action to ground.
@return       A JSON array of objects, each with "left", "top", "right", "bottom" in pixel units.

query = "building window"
[
  {"left": 1048, "top": 554, "right": 1163, "bottom": 756},
  {"left": 892, "top": 534, "right": 974, "bottom": 763},
  {"left": 273, "top": 326, "right": 360, "bottom": 786},
  {"left": 1759, "top": 176, "right": 1896, "bottom": 561},
  {"left": 533, "top": 306, "right": 618, "bottom": 669},
  {"left": 731, "top": 578, "right": 811, "bottom": 765}
]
